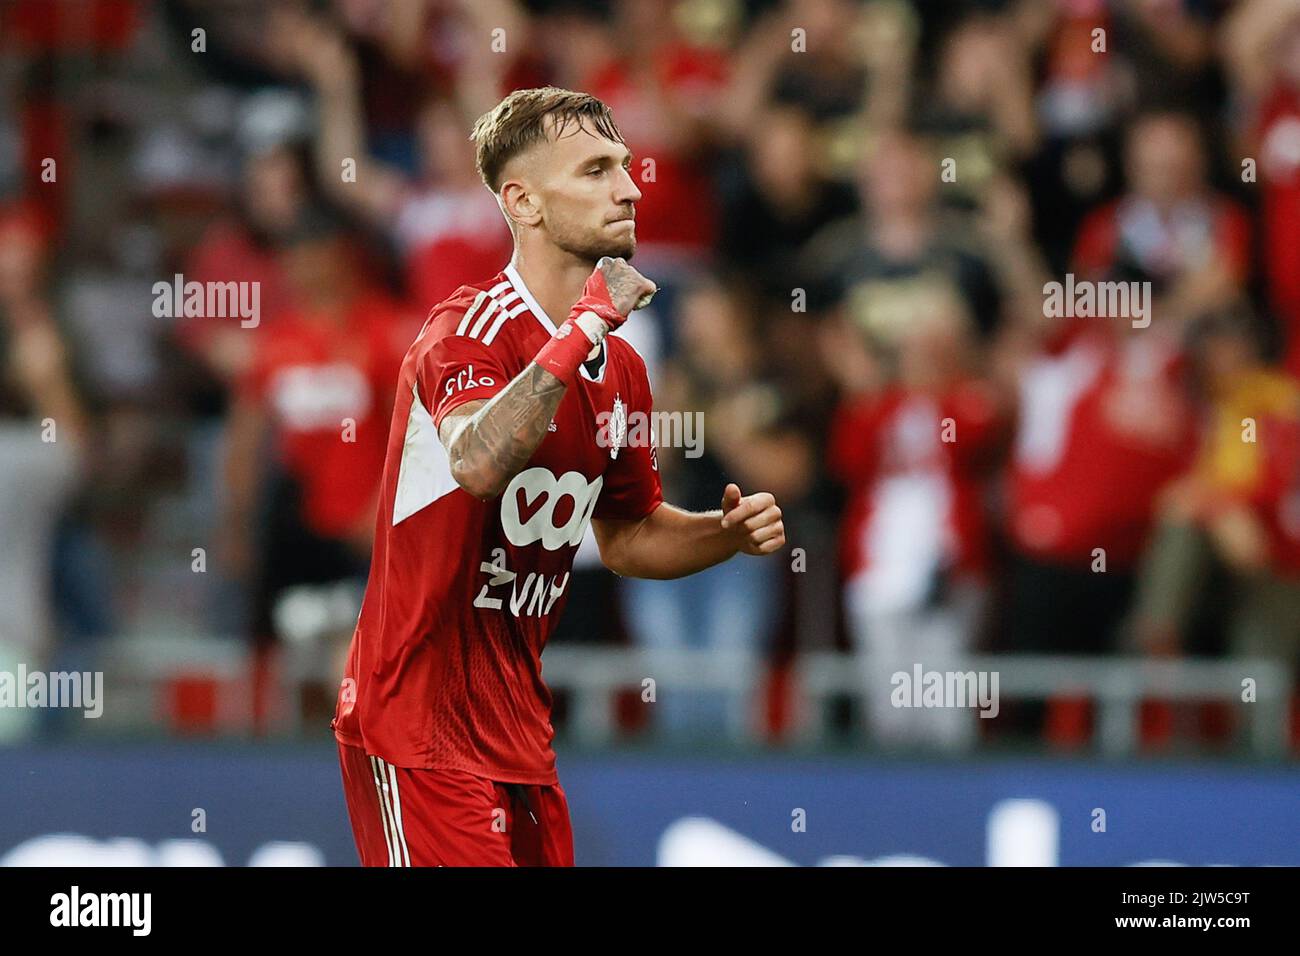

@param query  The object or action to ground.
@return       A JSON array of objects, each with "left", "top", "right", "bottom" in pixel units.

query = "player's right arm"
[
  {"left": 437, "top": 369, "right": 565, "bottom": 501},
  {"left": 437, "top": 258, "right": 656, "bottom": 501}
]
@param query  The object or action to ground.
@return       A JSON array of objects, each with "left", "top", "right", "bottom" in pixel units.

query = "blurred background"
[{"left": 2, "top": 0, "right": 1300, "bottom": 866}]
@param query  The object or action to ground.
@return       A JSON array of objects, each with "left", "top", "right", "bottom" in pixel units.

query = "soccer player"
[{"left": 331, "top": 87, "right": 787, "bottom": 867}]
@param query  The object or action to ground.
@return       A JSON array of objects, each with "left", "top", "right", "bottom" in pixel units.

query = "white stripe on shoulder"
[
  {"left": 453, "top": 280, "right": 513, "bottom": 338},
  {"left": 467, "top": 298, "right": 500, "bottom": 339},
  {"left": 455, "top": 291, "right": 489, "bottom": 337},
  {"left": 483, "top": 278, "right": 536, "bottom": 343},
  {"left": 480, "top": 308, "right": 516, "bottom": 345}
]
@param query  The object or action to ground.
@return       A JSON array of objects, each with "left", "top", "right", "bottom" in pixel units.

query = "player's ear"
[{"left": 500, "top": 179, "right": 542, "bottom": 228}]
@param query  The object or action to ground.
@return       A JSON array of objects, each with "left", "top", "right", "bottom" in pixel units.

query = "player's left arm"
[
  {"left": 590, "top": 342, "right": 785, "bottom": 578},
  {"left": 592, "top": 483, "right": 785, "bottom": 580}
]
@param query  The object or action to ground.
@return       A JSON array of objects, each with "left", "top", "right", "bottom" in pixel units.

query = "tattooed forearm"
[{"left": 444, "top": 362, "right": 567, "bottom": 500}]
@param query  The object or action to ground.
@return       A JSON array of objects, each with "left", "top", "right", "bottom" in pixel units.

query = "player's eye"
[{"left": 587, "top": 167, "right": 603, "bottom": 177}]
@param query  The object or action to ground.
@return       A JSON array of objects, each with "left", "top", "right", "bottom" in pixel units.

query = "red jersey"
[
  {"left": 240, "top": 293, "right": 416, "bottom": 539},
  {"left": 184, "top": 220, "right": 296, "bottom": 346},
  {"left": 394, "top": 186, "right": 514, "bottom": 312},
  {"left": 1072, "top": 195, "right": 1252, "bottom": 289},
  {"left": 828, "top": 381, "right": 1003, "bottom": 603},
  {"left": 332, "top": 264, "right": 663, "bottom": 783},
  {"left": 1257, "top": 82, "right": 1300, "bottom": 374},
  {"left": 1006, "top": 322, "right": 1195, "bottom": 567},
  {"left": 586, "top": 43, "right": 729, "bottom": 254}
]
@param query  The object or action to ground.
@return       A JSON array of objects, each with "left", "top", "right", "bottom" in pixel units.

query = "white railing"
[
  {"left": 94, "top": 636, "right": 1294, "bottom": 756},
  {"left": 792, "top": 652, "right": 1292, "bottom": 757},
  {"left": 540, "top": 648, "right": 1293, "bottom": 757}
]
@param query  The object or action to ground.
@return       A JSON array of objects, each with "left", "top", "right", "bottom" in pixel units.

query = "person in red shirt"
[
  {"left": 283, "top": 19, "right": 515, "bottom": 312},
  {"left": 181, "top": 143, "right": 311, "bottom": 385},
  {"left": 577, "top": 0, "right": 731, "bottom": 266},
  {"left": 1225, "top": 0, "right": 1300, "bottom": 376},
  {"left": 222, "top": 224, "right": 418, "bottom": 654},
  {"left": 827, "top": 300, "right": 1007, "bottom": 751},
  {"left": 1002, "top": 112, "right": 1241, "bottom": 666},
  {"left": 996, "top": 316, "right": 1197, "bottom": 746},
  {"left": 1071, "top": 112, "right": 1251, "bottom": 330},
  {"left": 331, "top": 88, "right": 786, "bottom": 867}
]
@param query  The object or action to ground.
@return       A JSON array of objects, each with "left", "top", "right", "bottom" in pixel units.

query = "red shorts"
[{"left": 336, "top": 741, "right": 574, "bottom": 867}]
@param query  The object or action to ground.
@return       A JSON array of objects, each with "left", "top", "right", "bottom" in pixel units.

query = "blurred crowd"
[{"left": 2, "top": 0, "right": 1300, "bottom": 751}]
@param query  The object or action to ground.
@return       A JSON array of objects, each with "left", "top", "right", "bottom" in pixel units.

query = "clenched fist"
[
  {"left": 596, "top": 256, "right": 657, "bottom": 315},
  {"left": 719, "top": 483, "right": 786, "bottom": 555}
]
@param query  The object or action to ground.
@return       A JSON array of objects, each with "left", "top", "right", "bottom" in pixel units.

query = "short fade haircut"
[{"left": 470, "top": 87, "right": 625, "bottom": 192}]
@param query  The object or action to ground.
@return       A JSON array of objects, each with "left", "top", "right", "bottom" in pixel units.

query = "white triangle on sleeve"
[{"left": 392, "top": 380, "right": 460, "bottom": 525}]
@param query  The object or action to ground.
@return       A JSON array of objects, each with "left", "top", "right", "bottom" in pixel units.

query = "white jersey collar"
[{"left": 504, "top": 262, "right": 559, "bottom": 334}]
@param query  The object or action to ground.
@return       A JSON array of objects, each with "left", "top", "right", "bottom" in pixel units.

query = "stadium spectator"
[
  {"left": 182, "top": 141, "right": 312, "bottom": 385},
  {"left": 915, "top": 13, "right": 1039, "bottom": 209},
  {"left": 220, "top": 221, "right": 418, "bottom": 727},
  {"left": 1225, "top": 0, "right": 1300, "bottom": 377},
  {"left": 622, "top": 278, "right": 812, "bottom": 742},
  {"left": 716, "top": 103, "right": 859, "bottom": 301},
  {"left": 803, "top": 127, "right": 1006, "bottom": 344},
  {"left": 283, "top": 14, "right": 513, "bottom": 311},
  {"left": 561, "top": 0, "right": 732, "bottom": 284},
  {"left": 722, "top": 0, "right": 915, "bottom": 147},
  {"left": 0, "top": 204, "right": 85, "bottom": 740},
  {"left": 1132, "top": 308, "right": 1300, "bottom": 727},
  {"left": 1072, "top": 111, "right": 1251, "bottom": 330},
  {"left": 996, "top": 284, "right": 1200, "bottom": 747},
  {"left": 827, "top": 292, "right": 1006, "bottom": 751}
]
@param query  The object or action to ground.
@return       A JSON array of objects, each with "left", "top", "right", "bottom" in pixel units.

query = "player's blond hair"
[{"left": 470, "top": 87, "right": 625, "bottom": 192}]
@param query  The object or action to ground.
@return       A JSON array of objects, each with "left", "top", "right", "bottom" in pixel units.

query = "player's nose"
[{"left": 613, "top": 165, "right": 642, "bottom": 204}]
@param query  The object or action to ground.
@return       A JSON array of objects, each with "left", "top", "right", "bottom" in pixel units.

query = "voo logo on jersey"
[{"left": 501, "top": 467, "right": 603, "bottom": 550}]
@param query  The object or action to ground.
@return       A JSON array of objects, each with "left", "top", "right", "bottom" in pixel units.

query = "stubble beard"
[{"left": 552, "top": 219, "right": 636, "bottom": 264}]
